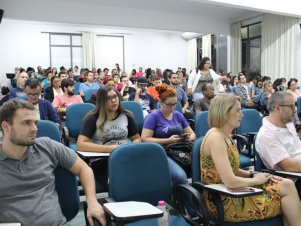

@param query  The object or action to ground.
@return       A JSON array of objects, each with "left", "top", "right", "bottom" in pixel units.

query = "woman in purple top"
[{"left": 142, "top": 84, "right": 195, "bottom": 190}]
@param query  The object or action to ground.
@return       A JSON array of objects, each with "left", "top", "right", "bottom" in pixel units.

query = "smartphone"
[
  {"left": 180, "top": 133, "right": 190, "bottom": 140},
  {"left": 227, "top": 187, "right": 255, "bottom": 192}
]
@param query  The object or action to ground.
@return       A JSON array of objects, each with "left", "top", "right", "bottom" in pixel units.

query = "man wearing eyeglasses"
[
  {"left": 255, "top": 91, "right": 301, "bottom": 172},
  {"left": 24, "top": 78, "right": 61, "bottom": 127}
]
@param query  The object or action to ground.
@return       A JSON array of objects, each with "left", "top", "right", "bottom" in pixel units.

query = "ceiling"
[{"left": 1, "top": 0, "right": 299, "bottom": 34}]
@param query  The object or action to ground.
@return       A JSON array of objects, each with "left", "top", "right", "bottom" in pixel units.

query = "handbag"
[{"left": 163, "top": 141, "right": 193, "bottom": 176}]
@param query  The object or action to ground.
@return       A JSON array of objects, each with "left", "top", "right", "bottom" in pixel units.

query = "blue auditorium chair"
[
  {"left": 122, "top": 101, "right": 144, "bottom": 133},
  {"left": 105, "top": 142, "right": 205, "bottom": 226},
  {"left": 62, "top": 103, "right": 95, "bottom": 151}
]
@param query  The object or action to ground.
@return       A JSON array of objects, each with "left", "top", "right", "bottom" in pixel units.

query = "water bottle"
[{"left": 157, "top": 200, "right": 170, "bottom": 226}]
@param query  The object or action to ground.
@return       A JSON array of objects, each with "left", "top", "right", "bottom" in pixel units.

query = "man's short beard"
[{"left": 67, "top": 91, "right": 74, "bottom": 96}]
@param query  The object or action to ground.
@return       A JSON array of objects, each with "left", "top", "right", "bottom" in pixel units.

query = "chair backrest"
[
  {"left": 36, "top": 120, "right": 61, "bottom": 142},
  {"left": 195, "top": 111, "right": 210, "bottom": 138},
  {"left": 121, "top": 101, "right": 144, "bottom": 132},
  {"left": 175, "top": 102, "right": 183, "bottom": 113},
  {"left": 55, "top": 167, "right": 80, "bottom": 221},
  {"left": 36, "top": 120, "right": 79, "bottom": 222},
  {"left": 297, "top": 96, "right": 301, "bottom": 120},
  {"left": 65, "top": 103, "right": 95, "bottom": 138},
  {"left": 237, "top": 109, "right": 262, "bottom": 134},
  {"left": 74, "top": 81, "right": 81, "bottom": 95},
  {"left": 192, "top": 137, "right": 203, "bottom": 183},
  {"left": 253, "top": 137, "right": 267, "bottom": 171},
  {"left": 108, "top": 142, "right": 172, "bottom": 206},
  {"left": 84, "top": 88, "right": 99, "bottom": 102},
  {"left": 43, "top": 83, "right": 51, "bottom": 94}
]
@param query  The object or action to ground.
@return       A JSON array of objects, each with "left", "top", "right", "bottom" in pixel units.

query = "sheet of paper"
[
  {"left": 77, "top": 151, "right": 110, "bottom": 157},
  {"left": 0, "top": 224, "right": 22, "bottom": 226},
  {"left": 104, "top": 201, "right": 163, "bottom": 218}
]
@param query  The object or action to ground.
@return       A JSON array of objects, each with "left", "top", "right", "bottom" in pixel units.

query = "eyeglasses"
[
  {"left": 164, "top": 102, "right": 177, "bottom": 108},
  {"left": 27, "top": 92, "right": 40, "bottom": 97},
  {"left": 107, "top": 94, "right": 119, "bottom": 102},
  {"left": 279, "top": 104, "right": 295, "bottom": 110}
]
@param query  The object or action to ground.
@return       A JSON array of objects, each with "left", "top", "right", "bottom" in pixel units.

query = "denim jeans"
[{"left": 167, "top": 157, "right": 196, "bottom": 217}]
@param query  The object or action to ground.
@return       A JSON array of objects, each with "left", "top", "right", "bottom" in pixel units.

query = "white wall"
[
  {"left": 297, "top": 22, "right": 301, "bottom": 80},
  {"left": 0, "top": 19, "right": 188, "bottom": 86}
]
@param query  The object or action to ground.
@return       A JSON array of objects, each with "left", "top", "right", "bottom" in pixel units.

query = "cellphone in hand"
[{"left": 180, "top": 133, "right": 190, "bottom": 140}]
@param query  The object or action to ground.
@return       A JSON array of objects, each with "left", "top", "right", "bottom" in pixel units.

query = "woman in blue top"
[{"left": 142, "top": 83, "right": 195, "bottom": 188}]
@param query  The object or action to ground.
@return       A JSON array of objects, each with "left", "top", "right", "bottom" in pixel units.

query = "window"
[
  {"left": 49, "top": 33, "right": 82, "bottom": 69},
  {"left": 241, "top": 23, "right": 261, "bottom": 78},
  {"left": 211, "top": 35, "right": 228, "bottom": 73}
]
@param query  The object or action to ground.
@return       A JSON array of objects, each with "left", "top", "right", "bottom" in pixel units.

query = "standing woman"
[
  {"left": 141, "top": 84, "right": 195, "bottom": 191},
  {"left": 201, "top": 93, "right": 301, "bottom": 225},
  {"left": 44, "top": 76, "right": 63, "bottom": 103},
  {"left": 187, "top": 57, "right": 220, "bottom": 101}
]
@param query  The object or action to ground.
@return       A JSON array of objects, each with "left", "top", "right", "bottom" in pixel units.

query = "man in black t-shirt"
[
  {"left": 129, "top": 76, "right": 156, "bottom": 118},
  {"left": 119, "top": 75, "right": 136, "bottom": 101}
]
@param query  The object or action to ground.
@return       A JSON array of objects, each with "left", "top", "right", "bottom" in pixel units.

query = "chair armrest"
[
  {"left": 193, "top": 182, "right": 263, "bottom": 226},
  {"left": 102, "top": 200, "right": 163, "bottom": 225},
  {"left": 62, "top": 126, "right": 70, "bottom": 147},
  {"left": 262, "top": 169, "right": 301, "bottom": 179},
  {"left": 176, "top": 184, "right": 209, "bottom": 226}
]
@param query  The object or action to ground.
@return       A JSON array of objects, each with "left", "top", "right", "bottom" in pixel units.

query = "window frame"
[{"left": 49, "top": 32, "right": 82, "bottom": 69}]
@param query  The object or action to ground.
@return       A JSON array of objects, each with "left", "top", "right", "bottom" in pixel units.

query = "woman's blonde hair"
[
  {"left": 263, "top": 81, "right": 272, "bottom": 92},
  {"left": 208, "top": 93, "right": 240, "bottom": 128}
]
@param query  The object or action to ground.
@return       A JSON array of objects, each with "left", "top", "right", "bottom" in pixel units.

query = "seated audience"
[
  {"left": 261, "top": 81, "right": 274, "bottom": 108},
  {"left": 177, "top": 70, "right": 187, "bottom": 91},
  {"left": 201, "top": 93, "right": 301, "bottom": 225},
  {"left": 119, "top": 75, "right": 136, "bottom": 101},
  {"left": 234, "top": 73, "right": 255, "bottom": 108},
  {"left": 286, "top": 78, "right": 301, "bottom": 103},
  {"left": 79, "top": 71, "right": 100, "bottom": 97},
  {"left": 77, "top": 85, "right": 141, "bottom": 188},
  {"left": 256, "top": 91, "right": 301, "bottom": 171},
  {"left": 41, "top": 71, "right": 53, "bottom": 89},
  {"left": 141, "top": 83, "right": 195, "bottom": 196},
  {"left": 193, "top": 83, "right": 214, "bottom": 115},
  {"left": 136, "top": 67, "right": 144, "bottom": 77},
  {"left": 58, "top": 71, "right": 68, "bottom": 80},
  {"left": 112, "top": 73, "right": 122, "bottom": 90},
  {"left": 77, "top": 84, "right": 140, "bottom": 153},
  {"left": 228, "top": 75, "right": 238, "bottom": 93},
  {"left": 0, "top": 99, "right": 105, "bottom": 226},
  {"left": 44, "top": 76, "right": 63, "bottom": 103},
  {"left": 169, "top": 72, "right": 189, "bottom": 113},
  {"left": 67, "top": 68, "right": 74, "bottom": 80},
  {"left": 250, "top": 78, "right": 263, "bottom": 99},
  {"left": 8, "top": 72, "right": 29, "bottom": 100},
  {"left": 52, "top": 78, "right": 83, "bottom": 113},
  {"left": 24, "top": 78, "right": 61, "bottom": 127},
  {"left": 146, "top": 75, "right": 161, "bottom": 102},
  {"left": 273, "top": 78, "right": 285, "bottom": 92},
  {"left": 129, "top": 76, "right": 156, "bottom": 118}
]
